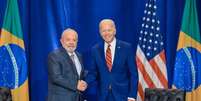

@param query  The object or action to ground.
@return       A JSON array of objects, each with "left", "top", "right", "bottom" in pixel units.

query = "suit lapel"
[
  {"left": 111, "top": 40, "right": 121, "bottom": 71},
  {"left": 98, "top": 41, "right": 122, "bottom": 72},
  {"left": 60, "top": 48, "right": 78, "bottom": 78},
  {"left": 98, "top": 42, "right": 109, "bottom": 71}
]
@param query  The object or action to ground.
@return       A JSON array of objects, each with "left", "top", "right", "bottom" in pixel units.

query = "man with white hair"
[
  {"left": 86, "top": 19, "right": 138, "bottom": 101},
  {"left": 47, "top": 28, "right": 87, "bottom": 101}
]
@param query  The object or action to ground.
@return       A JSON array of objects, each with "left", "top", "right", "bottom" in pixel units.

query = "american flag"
[{"left": 135, "top": 0, "right": 168, "bottom": 101}]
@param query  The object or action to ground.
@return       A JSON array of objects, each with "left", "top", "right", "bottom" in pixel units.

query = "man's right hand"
[{"left": 77, "top": 80, "right": 87, "bottom": 91}]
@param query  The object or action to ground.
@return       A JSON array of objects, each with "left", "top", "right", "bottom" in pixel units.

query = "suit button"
[{"left": 109, "top": 84, "right": 112, "bottom": 90}]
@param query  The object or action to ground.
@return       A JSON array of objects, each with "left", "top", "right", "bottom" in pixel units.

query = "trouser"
[{"left": 106, "top": 89, "right": 115, "bottom": 101}]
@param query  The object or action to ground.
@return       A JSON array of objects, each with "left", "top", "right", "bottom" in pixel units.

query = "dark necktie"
[
  {"left": 106, "top": 44, "right": 112, "bottom": 71},
  {"left": 70, "top": 54, "right": 75, "bottom": 64}
]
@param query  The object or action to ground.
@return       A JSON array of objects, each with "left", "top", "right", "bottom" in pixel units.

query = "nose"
[
  {"left": 69, "top": 42, "right": 74, "bottom": 45},
  {"left": 68, "top": 40, "right": 75, "bottom": 45},
  {"left": 103, "top": 31, "right": 110, "bottom": 35}
]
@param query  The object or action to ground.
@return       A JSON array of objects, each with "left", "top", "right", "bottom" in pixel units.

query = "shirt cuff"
[{"left": 128, "top": 97, "right": 135, "bottom": 101}]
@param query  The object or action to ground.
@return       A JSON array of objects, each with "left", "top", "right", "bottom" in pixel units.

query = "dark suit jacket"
[
  {"left": 47, "top": 47, "right": 85, "bottom": 101},
  {"left": 86, "top": 39, "right": 138, "bottom": 101}
]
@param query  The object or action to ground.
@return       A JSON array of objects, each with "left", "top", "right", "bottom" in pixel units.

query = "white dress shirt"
[
  {"left": 68, "top": 52, "right": 82, "bottom": 76},
  {"left": 104, "top": 38, "right": 116, "bottom": 65}
]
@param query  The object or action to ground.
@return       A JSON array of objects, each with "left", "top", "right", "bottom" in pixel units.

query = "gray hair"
[
  {"left": 61, "top": 28, "right": 78, "bottom": 40},
  {"left": 99, "top": 19, "right": 116, "bottom": 29}
]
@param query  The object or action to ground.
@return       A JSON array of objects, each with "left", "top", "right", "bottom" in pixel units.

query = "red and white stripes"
[{"left": 136, "top": 45, "right": 168, "bottom": 101}]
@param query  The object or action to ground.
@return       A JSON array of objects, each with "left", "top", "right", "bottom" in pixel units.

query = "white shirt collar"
[
  {"left": 104, "top": 38, "right": 116, "bottom": 48},
  {"left": 104, "top": 38, "right": 116, "bottom": 64},
  {"left": 67, "top": 51, "right": 75, "bottom": 57}
]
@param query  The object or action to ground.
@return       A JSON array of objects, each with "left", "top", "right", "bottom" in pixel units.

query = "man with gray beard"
[{"left": 47, "top": 28, "right": 87, "bottom": 101}]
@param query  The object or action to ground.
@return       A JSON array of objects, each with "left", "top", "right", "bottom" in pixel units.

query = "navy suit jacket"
[
  {"left": 47, "top": 47, "right": 85, "bottom": 101},
  {"left": 86, "top": 39, "right": 138, "bottom": 101}
]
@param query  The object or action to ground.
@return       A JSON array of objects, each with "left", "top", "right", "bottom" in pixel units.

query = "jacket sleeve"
[
  {"left": 85, "top": 48, "right": 98, "bottom": 85},
  {"left": 127, "top": 46, "right": 138, "bottom": 99},
  {"left": 47, "top": 53, "right": 77, "bottom": 91}
]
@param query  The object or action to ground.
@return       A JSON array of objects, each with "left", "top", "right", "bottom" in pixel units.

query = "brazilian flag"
[
  {"left": 0, "top": 0, "right": 29, "bottom": 101},
  {"left": 173, "top": 0, "right": 201, "bottom": 101}
]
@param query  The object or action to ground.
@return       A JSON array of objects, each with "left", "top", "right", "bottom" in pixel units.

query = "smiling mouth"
[{"left": 68, "top": 46, "right": 75, "bottom": 48}]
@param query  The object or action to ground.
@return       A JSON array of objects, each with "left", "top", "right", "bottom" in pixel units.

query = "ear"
[
  {"left": 60, "top": 38, "right": 63, "bottom": 45},
  {"left": 99, "top": 29, "right": 102, "bottom": 35}
]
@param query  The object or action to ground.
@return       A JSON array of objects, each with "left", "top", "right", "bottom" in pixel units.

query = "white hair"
[
  {"left": 99, "top": 19, "right": 116, "bottom": 28},
  {"left": 61, "top": 28, "right": 78, "bottom": 40}
]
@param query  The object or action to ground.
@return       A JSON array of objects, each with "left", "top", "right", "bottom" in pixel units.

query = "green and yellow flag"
[
  {"left": 0, "top": 0, "right": 29, "bottom": 101},
  {"left": 173, "top": 0, "right": 201, "bottom": 101}
]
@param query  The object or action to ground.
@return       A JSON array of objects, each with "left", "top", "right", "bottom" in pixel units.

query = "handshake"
[{"left": 77, "top": 80, "right": 87, "bottom": 91}]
